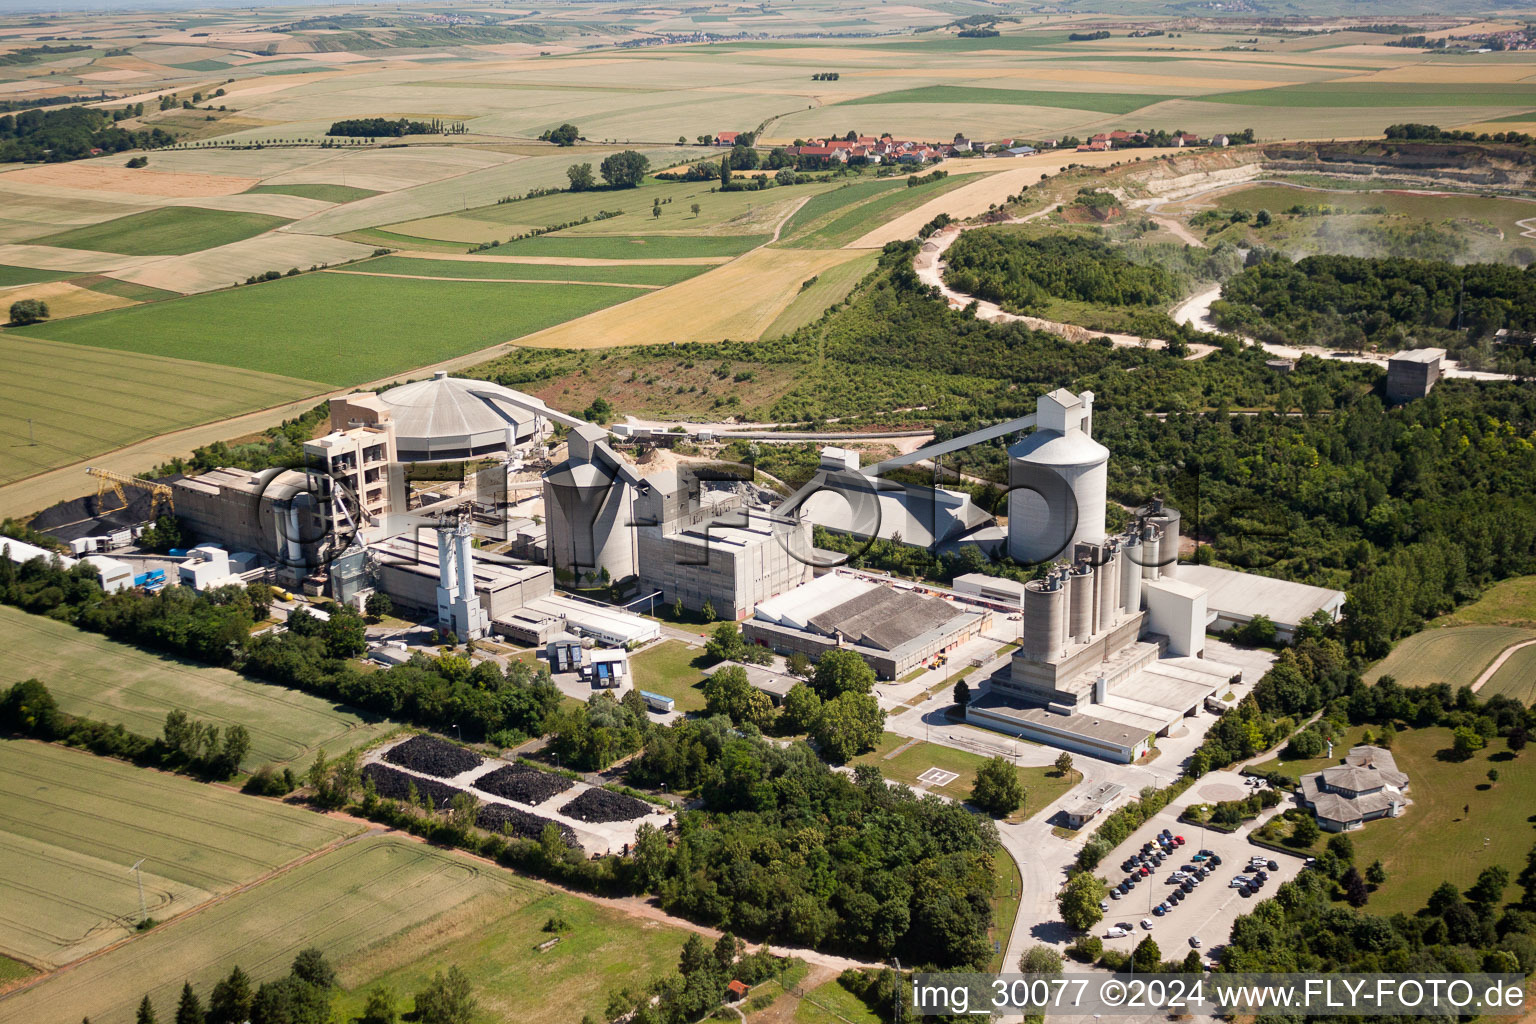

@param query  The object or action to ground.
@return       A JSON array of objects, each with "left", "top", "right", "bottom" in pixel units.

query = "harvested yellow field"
[
  {"left": 0, "top": 280, "right": 137, "bottom": 320},
  {"left": 163, "top": 192, "right": 337, "bottom": 219},
  {"left": 107, "top": 232, "right": 377, "bottom": 294},
  {"left": 1339, "top": 64, "right": 1536, "bottom": 84},
  {"left": 849, "top": 147, "right": 1183, "bottom": 248},
  {"left": 0, "top": 162, "right": 259, "bottom": 198},
  {"left": 853, "top": 66, "right": 1279, "bottom": 92},
  {"left": 389, "top": 251, "right": 731, "bottom": 266},
  {"left": 513, "top": 246, "right": 867, "bottom": 348},
  {"left": 0, "top": 243, "right": 161, "bottom": 273}
]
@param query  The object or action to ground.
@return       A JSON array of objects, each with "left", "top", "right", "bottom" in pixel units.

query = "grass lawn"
[
  {"left": 851, "top": 732, "right": 1081, "bottom": 821},
  {"left": 1434, "top": 574, "right": 1536, "bottom": 630},
  {"left": 838, "top": 85, "right": 1175, "bottom": 115},
  {"left": 27, "top": 207, "right": 291, "bottom": 256},
  {"left": 328, "top": 869, "right": 692, "bottom": 1024},
  {"left": 795, "top": 977, "right": 881, "bottom": 1024},
  {"left": 485, "top": 233, "right": 769, "bottom": 260},
  {"left": 1341, "top": 726, "right": 1536, "bottom": 915},
  {"left": 987, "top": 849, "right": 1022, "bottom": 973},
  {"left": 247, "top": 183, "right": 380, "bottom": 203},
  {"left": 0, "top": 263, "right": 70, "bottom": 287},
  {"left": 1363, "top": 625, "right": 1536, "bottom": 687},
  {"left": 629, "top": 640, "right": 710, "bottom": 713},
  {"left": 0, "top": 606, "right": 397, "bottom": 765},
  {"left": 0, "top": 335, "right": 322, "bottom": 486},
  {"left": 1483, "top": 644, "right": 1536, "bottom": 705},
  {"left": 352, "top": 255, "right": 708, "bottom": 287},
  {"left": 12, "top": 274, "right": 643, "bottom": 386},
  {"left": 1246, "top": 724, "right": 1374, "bottom": 785},
  {"left": 0, "top": 738, "right": 361, "bottom": 969}
]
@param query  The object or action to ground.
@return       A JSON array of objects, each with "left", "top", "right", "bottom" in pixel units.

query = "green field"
[
  {"left": 629, "top": 640, "right": 708, "bottom": 713},
  {"left": 0, "top": 836, "right": 527, "bottom": 1024},
  {"left": 486, "top": 233, "right": 769, "bottom": 260},
  {"left": 775, "top": 177, "right": 909, "bottom": 241},
  {"left": 247, "top": 183, "right": 380, "bottom": 202},
  {"left": 779, "top": 174, "right": 973, "bottom": 249},
  {"left": 1203, "top": 82, "right": 1536, "bottom": 108},
  {"left": 795, "top": 976, "right": 881, "bottom": 1024},
  {"left": 763, "top": 251, "right": 878, "bottom": 338},
  {"left": 328, "top": 867, "right": 692, "bottom": 1024},
  {"left": 1435, "top": 574, "right": 1536, "bottom": 630},
  {"left": 1482, "top": 644, "right": 1536, "bottom": 705},
  {"left": 0, "top": 955, "right": 33, "bottom": 989},
  {"left": 12, "top": 274, "right": 643, "bottom": 386},
  {"left": 851, "top": 732, "right": 1081, "bottom": 822},
  {"left": 0, "top": 606, "right": 397, "bottom": 766},
  {"left": 1363, "top": 625, "right": 1536, "bottom": 687},
  {"left": 0, "top": 335, "right": 322, "bottom": 486},
  {"left": 1340, "top": 727, "right": 1536, "bottom": 916},
  {"left": 27, "top": 207, "right": 292, "bottom": 256},
  {"left": 987, "top": 848, "right": 1022, "bottom": 973},
  {"left": 839, "top": 85, "right": 1175, "bottom": 115},
  {"left": 0, "top": 264, "right": 69, "bottom": 288},
  {"left": 0, "top": 738, "right": 361, "bottom": 969},
  {"left": 351, "top": 255, "right": 708, "bottom": 286}
]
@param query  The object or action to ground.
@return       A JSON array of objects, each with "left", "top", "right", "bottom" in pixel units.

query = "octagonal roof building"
[{"left": 376, "top": 371, "right": 557, "bottom": 462}]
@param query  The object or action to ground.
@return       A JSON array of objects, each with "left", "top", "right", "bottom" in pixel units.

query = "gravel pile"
[
  {"left": 559, "top": 788, "right": 653, "bottom": 823},
  {"left": 476, "top": 803, "right": 578, "bottom": 847},
  {"left": 362, "top": 763, "right": 462, "bottom": 810},
  {"left": 383, "top": 734, "right": 483, "bottom": 778},
  {"left": 473, "top": 763, "right": 574, "bottom": 805}
]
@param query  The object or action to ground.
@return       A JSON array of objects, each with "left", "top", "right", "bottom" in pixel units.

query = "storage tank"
[
  {"left": 1069, "top": 564, "right": 1094, "bottom": 641},
  {"left": 1119, "top": 534, "right": 1142, "bottom": 613},
  {"left": 1150, "top": 506, "right": 1181, "bottom": 578},
  {"left": 1007, "top": 391, "right": 1110, "bottom": 565},
  {"left": 1140, "top": 523, "right": 1161, "bottom": 580},
  {"left": 1021, "top": 573, "right": 1067, "bottom": 658},
  {"left": 1097, "top": 545, "right": 1119, "bottom": 631}
]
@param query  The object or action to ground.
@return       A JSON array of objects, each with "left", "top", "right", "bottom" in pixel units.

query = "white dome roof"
[
  {"left": 379, "top": 373, "right": 551, "bottom": 459},
  {"left": 1008, "top": 427, "right": 1110, "bottom": 468}
]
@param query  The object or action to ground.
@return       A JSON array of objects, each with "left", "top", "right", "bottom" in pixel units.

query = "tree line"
[
  {"left": 0, "top": 105, "right": 174, "bottom": 162},
  {"left": 326, "top": 117, "right": 443, "bottom": 137}
]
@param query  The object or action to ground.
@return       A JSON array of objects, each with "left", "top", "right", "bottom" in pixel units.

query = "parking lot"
[{"left": 1097, "top": 770, "right": 1305, "bottom": 963}]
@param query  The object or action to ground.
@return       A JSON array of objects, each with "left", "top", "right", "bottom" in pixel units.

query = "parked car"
[
  {"left": 1101, "top": 899, "right": 1111, "bottom": 911},
  {"left": 1181, "top": 881, "right": 1194, "bottom": 893},
  {"left": 1267, "top": 860, "right": 1280, "bottom": 872},
  {"left": 1174, "top": 835, "right": 1186, "bottom": 845},
  {"left": 1198, "top": 849, "right": 1216, "bottom": 858},
  {"left": 1189, "top": 936, "right": 1202, "bottom": 948},
  {"left": 1141, "top": 919, "right": 1155, "bottom": 930},
  {"left": 1153, "top": 905, "right": 1166, "bottom": 917},
  {"left": 1106, "top": 926, "right": 1130, "bottom": 938},
  {"left": 1230, "top": 876, "right": 1252, "bottom": 888},
  {"left": 1110, "top": 889, "right": 1122, "bottom": 900},
  {"left": 1209, "top": 854, "right": 1223, "bottom": 867}
]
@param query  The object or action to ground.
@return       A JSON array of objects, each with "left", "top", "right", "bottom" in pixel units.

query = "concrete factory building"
[
  {"left": 635, "top": 470, "right": 814, "bottom": 620},
  {"left": 1177, "top": 564, "right": 1344, "bottom": 643},
  {"left": 373, "top": 371, "right": 558, "bottom": 462},
  {"left": 1008, "top": 389, "right": 1109, "bottom": 564},
  {"left": 543, "top": 424, "right": 644, "bottom": 585},
  {"left": 1385, "top": 348, "right": 1444, "bottom": 403},
  {"left": 744, "top": 572, "right": 990, "bottom": 679}
]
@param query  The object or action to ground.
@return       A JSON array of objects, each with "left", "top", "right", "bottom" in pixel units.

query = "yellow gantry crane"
[{"left": 86, "top": 467, "right": 175, "bottom": 519}]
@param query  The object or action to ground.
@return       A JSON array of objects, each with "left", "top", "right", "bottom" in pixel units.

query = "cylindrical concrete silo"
[
  {"left": 1007, "top": 425, "right": 1110, "bottom": 566},
  {"left": 543, "top": 460, "right": 634, "bottom": 583},
  {"left": 1069, "top": 564, "right": 1094, "bottom": 641},
  {"left": 1021, "top": 574, "right": 1066, "bottom": 658},
  {"left": 1149, "top": 506, "right": 1181, "bottom": 578},
  {"left": 1119, "top": 534, "right": 1142, "bottom": 613},
  {"left": 1140, "top": 523, "right": 1161, "bottom": 580},
  {"left": 1097, "top": 545, "right": 1119, "bottom": 632}
]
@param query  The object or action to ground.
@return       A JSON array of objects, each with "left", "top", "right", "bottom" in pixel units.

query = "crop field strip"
[
  {"left": 0, "top": 336, "right": 322, "bottom": 485},
  {"left": 337, "top": 255, "right": 708, "bottom": 286},
  {"left": 1363, "top": 624, "right": 1536, "bottom": 687},
  {"left": 0, "top": 837, "right": 533, "bottom": 1024},
  {"left": 0, "top": 607, "right": 396, "bottom": 765},
  {"left": 25, "top": 207, "right": 293, "bottom": 257},
  {"left": 10, "top": 274, "right": 648, "bottom": 387}
]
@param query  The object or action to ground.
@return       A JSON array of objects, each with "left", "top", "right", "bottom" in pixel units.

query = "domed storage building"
[
  {"left": 1006, "top": 388, "right": 1109, "bottom": 565},
  {"left": 376, "top": 371, "right": 561, "bottom": 462}
]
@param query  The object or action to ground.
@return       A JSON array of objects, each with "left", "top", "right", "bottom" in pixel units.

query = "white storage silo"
[{"left": 1007, "top": 389, "right": 1109, "bottom": 565}]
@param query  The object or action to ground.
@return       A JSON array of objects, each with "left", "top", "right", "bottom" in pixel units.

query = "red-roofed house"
[
  {"left": 716, "top": 131, "right": 740, "bottom": 146},
  {"left": 725, "top": 981, "right": 750, "bottom": 1002}
]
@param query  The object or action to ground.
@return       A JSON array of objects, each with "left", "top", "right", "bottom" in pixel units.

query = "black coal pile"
[
  {"left": 476, "top": 803, "right": 578, "bottom": 847},
  {"left": 473, "top": 763, "right": 573, "bottom": 805},
  {"left": 383, "top": 734, "right": 483, "bottom": 778},
  {"left": 31, "top": 476, "right": 179, "bottom": 541},
  {"left": 559, "top": 788, "right": 652, "bottom": 823},
  {"left": 362, "top": 763, "right": 462, "bottom": 810}
]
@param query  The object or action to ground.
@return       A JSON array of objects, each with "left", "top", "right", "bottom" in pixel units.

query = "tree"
[
  {"left": 544, "top": 122, "right": 579, "bottom": 146},
  {"left": 175, "top": 983, "right": 205, "bottom": 1024},
  {"left": 1467, "top": 865, "right": 1510, "bottom": 911},
  {"left": 953, "top": 679, "right": 970, "bottom": 709},
  {"left": 812, "top": 691, "right": 883, "bottom": 762},
  {"left": 1291, "top": 814, "right": 1321, "bottom": 846},
  {"left": 290, "top": 948, "right": 336, "bottom": 990},
  {"left": 566, "top": 162, "right": 594, "bottom": 191},
  {"left": 9, "top": 298, "right": 48, "bottom": 325},
  {"left": 1508, "top": 727, "right": 1527, "bottom": 754},
  {"left": 720, "top": 157, "right": 731, "bottom": 188},
  {"left": 691, "top": 202, "right": 701, "bottom": 217},
  {"left": 781, "top": 683, "right": 822, "bottom": 733},
  {"left": 1342, "top": 865, "right": 1368, "bottom": 907},
  {"left": 1488, "top": 768, "right": 1500, "bottom": 785},
  {"left": 811, "top": 649, "right": 875, "bottom": 699},
  {"left": 704, "top": 664, "right": 754, "bottom": 722},
  {"left": 1366, "top": 859, "right": 1387, "bottom": 886},
  {"left": 413, "top": 965, "right": 477, "bottom": 1024},
  {"left": 700, "top": 599, "right": 717, "bottom": 623},
  {"left": 365, "top": 591, "right": 393, "bottom": 619},
  {"left": 207, "top": 967, "right": 252, "bottom": 1024},
  {"left": 786, "top": 651, "right": 812, "bottom": 678},
  {"left": 705, "top": 622, "right": 747, "bottom": 662},
  {"left": 137, "top": 995, "right": 159, "bottom": 1024},
  {"left": 1453, "top": 725, "right": 1486, "bottom": 759},
  {"left": 1054, "top": 752, "right": 1074, "bottom": 777},
  {"left": 1327, "top": 833, "right": 1354, "bottom": 862},
  {"left": 359, "top": 987, "right": 398, "bottom": 1024},
  {"left": 671, "top": 596, "right": 684, "bottom": 619},
  {"left": 599, "top": 150, "right": 649, "bottom": 188},
  {"left": 1057, "top": 872, "right": 1106, "bottom": 932},
  {"left": 1019, "top": 944, "right": 1063, "bottom": 975},
  {"left": 652, "top": 197, "right": 662, "bottom": 220},
  {"left": 1132, "top": 936, "right": 1161, "bottom": 973},
  {"left": 971, "top": 755, "right": 1023, "bottom": 816}
]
